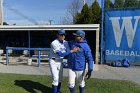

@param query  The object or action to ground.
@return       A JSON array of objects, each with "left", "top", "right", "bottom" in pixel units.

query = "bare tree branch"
[{"left": 60, "top": 0, "right": 82, "bottom": 24}]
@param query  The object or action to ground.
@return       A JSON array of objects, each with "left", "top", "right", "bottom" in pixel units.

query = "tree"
[
  {"left": 139, "top": 1, "right": 140, "bottom": 6},
  {"left": 75, "top": 13, "right": 82, "bottom": 24},
  {"left": 114, "top": 0, "right": 124, "bottom": 8},
  {"left": 80, "top": 3, "right": 93, "bottom": 24},
  {"left": 60, "top": 0, "right": 82, "bottom": 24},
  {"left": 105, "top": 0, "right": 113, "bottom": 9},
  {"left": 90, "top": 0, "right": 101, "bottom": 24},
  {"left": 124, "top": 0, "right": 139, "bottom": 8}
]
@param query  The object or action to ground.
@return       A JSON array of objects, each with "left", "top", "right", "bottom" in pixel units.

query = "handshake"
[{"left": 70, "top": 47, "right": 80, "bottom": 53}]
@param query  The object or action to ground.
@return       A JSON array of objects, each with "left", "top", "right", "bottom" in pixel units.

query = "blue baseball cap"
[
  {"left": 73, "top": 30, "right": 85, "bottom": 37},
  {"left": 58, "top": 29, "right": 66, "bottom": 35}
]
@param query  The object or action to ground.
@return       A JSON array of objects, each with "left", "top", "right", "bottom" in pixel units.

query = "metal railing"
[{"left": 6, "top": 47, "right": 51, "bottom": 67}]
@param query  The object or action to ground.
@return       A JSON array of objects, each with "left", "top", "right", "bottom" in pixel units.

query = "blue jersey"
[{"left": 68, "top": 40, "right": 94, "bottom": 71}]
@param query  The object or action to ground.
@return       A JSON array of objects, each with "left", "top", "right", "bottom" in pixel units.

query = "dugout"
[{"left": 0, "top": 24, "right": 100, "bottom": 64}]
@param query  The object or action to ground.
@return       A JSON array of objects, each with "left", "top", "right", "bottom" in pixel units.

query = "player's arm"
[
  {"left": 51, "top": 41, "right": 77, "bottom": 57},
  {"left": 85, "top": 45, "right": 94, "bottom": 71},
  {"left": 57, "top": 46, "right": 78, "bottom": 57},
  {"left": 56, "top": 51, "right": 72, "bottom": 57},
  {"left": 57, "top": 41, "right": 80, "bottom": 57},
  {"left": 85, "top": 45, "right": 94, "bottom": 79},
  {"left": 56, "top": 47, "right": 79, "bottom": 57}
]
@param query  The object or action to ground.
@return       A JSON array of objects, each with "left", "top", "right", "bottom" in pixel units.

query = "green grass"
[{"left": 0, "top": 73, "right": 140, "bottom": 93}]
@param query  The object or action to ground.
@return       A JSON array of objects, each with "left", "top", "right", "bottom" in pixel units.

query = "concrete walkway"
[
  {"left": 0, "top": 63, "right": 140, "bottom": 85},
  {"left": 93, "top": 65, "right": 140, "bottom": 84}
]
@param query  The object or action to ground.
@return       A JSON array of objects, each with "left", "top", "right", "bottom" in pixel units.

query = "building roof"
[{"left": 0, "top": 24, "right": 100, "bottom": 31}]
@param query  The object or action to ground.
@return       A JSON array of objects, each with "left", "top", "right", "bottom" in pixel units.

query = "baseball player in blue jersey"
[
  {"left": 49, "top": 29, "right": 79, "bottom": 93},
  {"left": 67, "top": 30, "right": 94, "bottom": 93}
]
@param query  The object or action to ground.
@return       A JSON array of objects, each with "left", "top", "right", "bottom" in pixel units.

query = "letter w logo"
[{"left": 109, "top": 16, "right": 140, "bottom": 48}]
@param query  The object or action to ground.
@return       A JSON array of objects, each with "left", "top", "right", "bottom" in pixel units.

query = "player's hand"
[
  {"left": 85, "top": 70, "right": 92, "bottom": 80},
  {"left": 71, "top": 47, "right": 80, "bottom": 53}
]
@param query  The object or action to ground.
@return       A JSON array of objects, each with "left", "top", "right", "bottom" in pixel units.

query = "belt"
[
  {"left": 51, "top": 57, "right": 63, "bottom": 61},
  {"left": 52, "top": 58, "right": 55, "bottom": 60}
]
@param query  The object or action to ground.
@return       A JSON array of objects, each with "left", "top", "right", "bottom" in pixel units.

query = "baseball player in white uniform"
[{"left": 49, "top": 29, "right": 79, "bottom": 93}]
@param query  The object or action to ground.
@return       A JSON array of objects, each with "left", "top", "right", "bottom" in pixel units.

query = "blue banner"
[{"left": 105, "top": 9, "right": 140, "bottom": 62}]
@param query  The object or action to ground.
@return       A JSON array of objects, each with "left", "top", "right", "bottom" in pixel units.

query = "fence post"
[
  {"left": 38, "top": 49, "right": 41, "bottom": 67},
  {"left": 6, "top": 48, "right": 8, "bottom": 65},
  {"left": 100, "top": 0, "right": 105, "bottom": 64}
]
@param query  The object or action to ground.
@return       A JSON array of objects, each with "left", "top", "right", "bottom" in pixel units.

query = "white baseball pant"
[
  {"left": 68, "top": 69, "right": 85, "bottom": 88},
  {"left": 49, "top": 59, "right": 63, "bottom": 86}
]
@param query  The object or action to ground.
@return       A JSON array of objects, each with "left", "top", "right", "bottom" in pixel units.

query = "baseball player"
[
  {"left": 67, "top": 30, "right": 94, "bottom": 93},
  {"left": 49, "top": 29, "right": 79, "bottom": 93}
]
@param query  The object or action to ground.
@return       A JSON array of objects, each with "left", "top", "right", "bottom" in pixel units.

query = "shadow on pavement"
[{"left": 14, "top": 80, "right": 52, "bottom": 93}]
